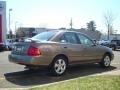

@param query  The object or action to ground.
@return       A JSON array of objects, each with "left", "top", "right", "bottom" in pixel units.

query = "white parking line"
[{"left": 0, "top": 77, "right": 5, "bottom": 80}]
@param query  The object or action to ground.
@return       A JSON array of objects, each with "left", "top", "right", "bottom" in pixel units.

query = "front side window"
[
  {"left": 60, "top": 32, "right": 78, "bottom": 44},
  {"left": 77, "top": 33, "right": 93, "bottom": 46}
]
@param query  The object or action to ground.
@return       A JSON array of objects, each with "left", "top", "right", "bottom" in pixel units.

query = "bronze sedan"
[{"left": 9, "top": 30, "right": 114, "bottom": 76}]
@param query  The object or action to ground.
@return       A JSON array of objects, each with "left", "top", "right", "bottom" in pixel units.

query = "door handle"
[{"left": 64, "top": 46, "right": 67, "bottom": 48}]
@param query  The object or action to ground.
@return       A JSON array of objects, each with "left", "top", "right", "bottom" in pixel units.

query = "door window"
[
  {"left": 77, "top": 33, "right": 93, "bottom": 46},
  {"left": 60, "top": 32, "right": 78, "bottom": 44}
]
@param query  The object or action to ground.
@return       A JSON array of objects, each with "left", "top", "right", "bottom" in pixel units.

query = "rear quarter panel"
[{"left": 37, "top": 42, "right": 69, "bottom": 64}]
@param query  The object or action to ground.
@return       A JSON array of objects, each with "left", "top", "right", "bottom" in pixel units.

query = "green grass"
[{"left": 29, "top": 75, "right": 120, "bottom": 90}]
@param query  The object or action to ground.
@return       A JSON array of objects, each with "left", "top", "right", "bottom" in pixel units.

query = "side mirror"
[
  {"left": 61, "top": 40, "right": 67, "bottom": 43},
  {"left": 92, "top": 39, "right": 98, "bottom": 46},
  {"left": 93, "top": 40, "right": 96, "bottom": 44}
]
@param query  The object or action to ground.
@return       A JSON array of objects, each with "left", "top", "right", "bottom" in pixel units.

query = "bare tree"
[{"left": 104, "top": 11, "right": 115, "bottom": 40}]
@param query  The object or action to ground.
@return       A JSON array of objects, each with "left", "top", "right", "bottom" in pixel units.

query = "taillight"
[{"left": 27, "top": 46, "right": 41, "bottom": 56}]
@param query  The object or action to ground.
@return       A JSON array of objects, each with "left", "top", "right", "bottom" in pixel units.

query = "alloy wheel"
[
  {"left": 104, "top": 55, "right": 111, "bottom": 67},
  {"left": 54, "top": 59, "right": 66, "bottom": 75}
]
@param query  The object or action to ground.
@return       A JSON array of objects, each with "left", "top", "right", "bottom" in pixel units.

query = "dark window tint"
[
  {"left": 31, "top": 31, "right": 57, "bottom": 41},
  {"left": 60, "top": 32, "right": 78, "bottom": 44}
]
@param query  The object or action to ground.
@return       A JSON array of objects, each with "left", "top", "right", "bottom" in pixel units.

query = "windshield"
[{"left": 31, "top": 31, "right": 57, "bottom": 41}]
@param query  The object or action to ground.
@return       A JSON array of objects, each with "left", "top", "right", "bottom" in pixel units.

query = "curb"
[{"left": 95, "top": 70, "right": 120, "bottom": 75}]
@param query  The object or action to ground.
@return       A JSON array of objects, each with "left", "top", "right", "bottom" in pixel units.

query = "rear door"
[{"left": 59, "top": 32, "right": 84, "bottom": 62}]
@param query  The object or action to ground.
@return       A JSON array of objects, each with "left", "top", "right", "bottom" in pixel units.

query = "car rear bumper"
[{"left": 9, "top": 54, "right": 52, "bottom": 66}]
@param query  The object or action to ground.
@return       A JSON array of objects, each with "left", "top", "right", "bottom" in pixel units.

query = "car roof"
[{"left": 55, "top": 30, "right": 86, "bottom": 35}]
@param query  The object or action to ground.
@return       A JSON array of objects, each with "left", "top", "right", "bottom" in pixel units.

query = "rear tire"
[
  {"left": 49, "top": 56, "right": 68, "bottom": 76},
  {"left": 99, "top": 54, "right": 111, "bottom": 68}
]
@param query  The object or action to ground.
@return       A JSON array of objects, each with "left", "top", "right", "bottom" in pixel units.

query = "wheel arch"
[
  {"left": 104, "top": 52, "right": 112, "bottom": 60},
  {"left": 48, "top": 54, "right": 69, "bottom": 76},
  {"left": 52, "top": 54, "right": 69, "bottom": 65}
]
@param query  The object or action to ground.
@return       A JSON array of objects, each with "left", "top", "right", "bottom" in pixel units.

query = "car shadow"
[{"left": 4, "top": 64, "right": 116, "bottom": 87}]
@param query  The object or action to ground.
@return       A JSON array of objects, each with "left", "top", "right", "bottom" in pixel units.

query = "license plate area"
[{"left": 13, "top": 45, "right": 24, "bottom": 53}]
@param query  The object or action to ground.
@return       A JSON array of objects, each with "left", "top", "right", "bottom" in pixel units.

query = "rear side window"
[
  {"left": 31, "top": 31, "right": 57, "bottom": 41},
  {"left": 60, "top": 32, "right": 78, "bottom": 44}
]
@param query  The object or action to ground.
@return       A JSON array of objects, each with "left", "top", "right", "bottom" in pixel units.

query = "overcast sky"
[{"left": 4, "top": 0, "right": 120, "bottom": 34}]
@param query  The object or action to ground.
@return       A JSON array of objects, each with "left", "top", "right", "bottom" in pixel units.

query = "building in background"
[
  {"left": 100, "top": 33, "right": 120, "bottom": 41},
  {"left": 110, "top": 34, "right": 120, "bottom": 40},
  {"left": 74, "top": 28, "right": 101, "bottom": 41},
  {"left": 0, "top": 1, "right": 6, "bottom": 50},
  {"left": 16, "top": 27, "right": 36, "bottom": 38}
]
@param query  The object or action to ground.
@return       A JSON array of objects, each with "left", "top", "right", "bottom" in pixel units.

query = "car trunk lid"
[{"left": 12, "top": 42, "right": 34, "bottom": 55}]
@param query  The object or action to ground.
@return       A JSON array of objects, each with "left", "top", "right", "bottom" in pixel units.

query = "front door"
[{"left": 77, "top": 33, "right": 101, "bottom": 60}]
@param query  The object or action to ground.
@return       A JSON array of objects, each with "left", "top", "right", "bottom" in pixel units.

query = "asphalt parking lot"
[{"left": 0, "top": 50, "right": 120, "bottom": 88}]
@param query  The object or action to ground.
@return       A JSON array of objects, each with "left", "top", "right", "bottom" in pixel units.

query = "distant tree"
[
  {"left": 9, "top": 30, "right": 13, "bottom": 39},
  {"left": 104, "top": 11, "right": 116, "bottom": 40},
  {"left": 87, "top": 21, "right": 96, "bottom": 31}
]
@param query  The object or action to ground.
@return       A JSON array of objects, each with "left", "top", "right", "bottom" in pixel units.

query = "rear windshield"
[{"left": 31, "top": 31, "right": 57, "bottom": 41}]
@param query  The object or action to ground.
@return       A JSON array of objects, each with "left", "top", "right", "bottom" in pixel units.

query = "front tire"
[
  {"left": 100, "top": 54, "right": 111, "bottom": 68},
  {"left": 112, "top": 46, "right": 116, "bottom": 51},
  {"left": 50, "top": 56, "right": 68, "bottom": 76}
]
